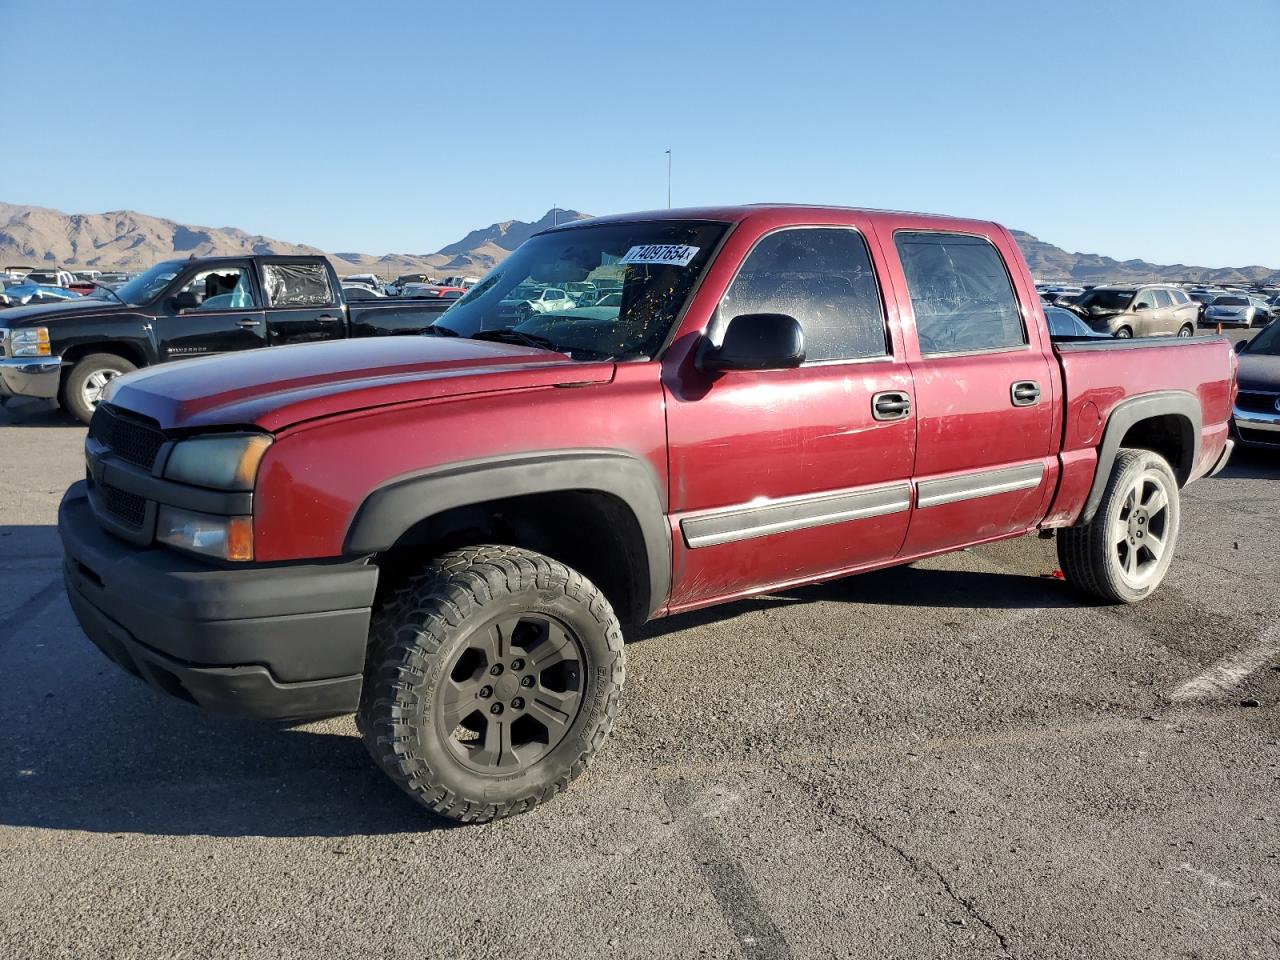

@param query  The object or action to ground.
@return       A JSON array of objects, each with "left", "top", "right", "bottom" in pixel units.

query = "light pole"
[{"left": 665, "top": 149, "right": 672, "bottom": 208}]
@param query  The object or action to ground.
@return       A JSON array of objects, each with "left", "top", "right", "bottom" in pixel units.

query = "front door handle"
[
  {"left": 1011, "top": 380, "right": 1041, "bottom": 406},
  {"left": 237, "top": 318, "right": 262, "bottom": 328},
  {"left": 872, "top": 391, "right": 912, "bottom": 421}
]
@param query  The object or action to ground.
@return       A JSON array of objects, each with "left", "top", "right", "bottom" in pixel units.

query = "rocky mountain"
[
  {"left": 1011, "top": 230, "right": 1279, "bottom": 286},
  {"left": 0, "top": 201, "right": 333, "bottom": 271},
  {"left": 331, "top": 208, "right": 592, "bottom": 276},
  {"left": 0, "top": 200, "right": 1273, "bottom": 285},
  {"left": 0, "top": 202, "right": 591, "bottom": 278}
]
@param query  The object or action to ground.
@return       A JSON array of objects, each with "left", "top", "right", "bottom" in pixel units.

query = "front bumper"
[
  {"left": 1233, "top": 405, "right": 1280, "bottom": 448},
  {"left": 0, "top": 355, "right": 61, "bottom": 399},
  {"left": 59, "top": 481, "right": 378, "bottom": 720}
]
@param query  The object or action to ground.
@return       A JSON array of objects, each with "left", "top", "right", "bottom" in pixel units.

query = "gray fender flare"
[
  {"left": 1080, "top": 390, "right": 1200, "bottom": 525},
  {"left": 344, "top": 449, "right": 670, "bottom": 618}
]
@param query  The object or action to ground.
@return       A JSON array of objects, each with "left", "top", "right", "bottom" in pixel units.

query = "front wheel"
[
  {"left": 1057, "top": 449, "right": 1180, "bottom": 603},
  {"left": 358, "top": 545, "right": 625, "bottom": 822},
  {"left": 60, "top": 353, "right": 137, "bottom": 424},
  {"left": 1114, "top": 327, "right": 1133, "bottom": 339}
]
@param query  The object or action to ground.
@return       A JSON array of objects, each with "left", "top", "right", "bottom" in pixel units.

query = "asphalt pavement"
[{"left": 0, "top": 379, "right": 1277, "bottom": 959}]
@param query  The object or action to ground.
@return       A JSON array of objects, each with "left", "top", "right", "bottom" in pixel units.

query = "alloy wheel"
[
  {"left": 1111, "top": 470, "right": 1171, "bottom": 588},
  {"left": 81, "top": 369, "right": 118, "bottom": 409},
  {"left": 439, "top": 612, "right": 585, "bottom": 773}
]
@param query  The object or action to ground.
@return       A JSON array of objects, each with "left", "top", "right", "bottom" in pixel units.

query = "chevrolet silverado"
[
  {"left": 58, "top": 205, "right": 1237, "bottom": 822},
  {"left": 0, "top": 255, "right": 450, "bottom": 423}
]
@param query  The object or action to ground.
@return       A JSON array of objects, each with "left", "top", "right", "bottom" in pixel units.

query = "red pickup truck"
[{"left": 59, "top": 205, "right": 1237, "bottom": 822}]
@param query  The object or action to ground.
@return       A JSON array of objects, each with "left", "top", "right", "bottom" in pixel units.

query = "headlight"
[
  {"left": 156, "top": 506, "right": 254, "bottom": 561},
  {"left": 10, "top": 327, "right": 51, "bottom": 357},
  {"left": 163, "top": 434, "right": 272, "bottom": 490}
]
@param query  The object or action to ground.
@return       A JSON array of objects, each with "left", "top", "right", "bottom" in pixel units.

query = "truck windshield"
[
  {"left": 1076, "top": 290, "right": 1134, "bottom": 311},
  {"left": 432, "top": 220, "right": 727, "bottom": 359},
  {"left": 113, "top": 260, "right": 184, "bottom": 305}
]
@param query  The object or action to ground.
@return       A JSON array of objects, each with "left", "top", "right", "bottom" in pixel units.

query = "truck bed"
[
  {"left": 345, "top": 297, "right": 454, "bottom": 338},
  {"left": 1044, "top": 335, "right": 1236, "bottom": 526}
]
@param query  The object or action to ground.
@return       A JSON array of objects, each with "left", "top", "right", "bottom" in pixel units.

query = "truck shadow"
[
  {"left": 0, "top": 523, "right": 1109, "bottom": 840},
  {"left": 1213, "top": 446, "right": 1280, "bottom": 482},
  {"left": 0, "top": 397, "right": 81, "bottom": 428},
  {"left": 636, "top": 563, "right": 1079, "bottom": 642},
  {"left": 0, "top": 523, "right": 461, "bottom": 838}
]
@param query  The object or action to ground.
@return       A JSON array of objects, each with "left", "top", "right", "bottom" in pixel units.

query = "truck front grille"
[
  {"left": 1236, "top": 391, "right": 1280, "bottom": 414},
  {"left": 97, "top": 480, "right": 147, "bottom": 529},
  {"left": 88, "top": 405, "right": 166, "bottom": 470}
]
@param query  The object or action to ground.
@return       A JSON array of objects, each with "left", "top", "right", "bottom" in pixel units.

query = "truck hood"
[
  {"left": 0, "top": 297, "right": 127, "bottom": 326},
  {"left": 1237, "top": 353, "right": 1280, "bottom": 393},
  {"left": 107, "top": 335, "right": 614, "bottom": 432}
]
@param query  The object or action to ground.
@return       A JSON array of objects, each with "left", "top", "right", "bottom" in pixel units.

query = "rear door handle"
[
  {"left": 237, "top": 318, "right": 262, "bottom": 328},
  {"left": 316, "top": 315, "right": 340, "bottom": 324},
  {"left": 872, "top": 391, "right": 912, "bottom": 421},
  {"left": 1011, "top": 380, "right": 1041, "bottom": 406}
]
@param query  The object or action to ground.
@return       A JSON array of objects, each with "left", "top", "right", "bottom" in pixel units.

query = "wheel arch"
[
  {"left": 1080, "top": 390, "right": 1200, "bottom": 525},
  {"left": 61, "top": 340, "right": 148, "bottom": 370},
  {"left": 345, "top": 450, "right": 670, "bottom": 625}
]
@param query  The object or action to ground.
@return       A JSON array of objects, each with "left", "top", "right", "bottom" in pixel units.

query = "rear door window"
[
  {"left": 721, "top": 227, "right": 889, "bottom": 361},
  {"left": 894, "top": 232, "right": 1026, "bottom": 354},
  {"left": 261, "top": 262, "right": 334, "bottom": 307},
  {"left": 1152, "top": 289, "right": 1172, "bottom": 308}
]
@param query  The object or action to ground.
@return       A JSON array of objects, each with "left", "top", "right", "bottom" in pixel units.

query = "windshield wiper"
[
  {"left": 470, "top": 327, "right": 563, "bottom": 352},
  {"left": 86, "top": 278, "right": 128, "bottom": 306}
]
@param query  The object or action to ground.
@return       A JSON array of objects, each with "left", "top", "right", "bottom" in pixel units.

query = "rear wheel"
[
  {"left": 60, "top": 353, "right": 136, "bottom": 424},
  {"left": 1058, "top": 448, "right": 1180, "bottom": 603},
  {"left": 1114, "top": 326, "right": 1133, "bottom": 339},
  {"left": 358, "top": 545, "right": 625, "bottom": 822},
  {"left": 1177, "top": 324, "right": 1194, "bottom": 338}
]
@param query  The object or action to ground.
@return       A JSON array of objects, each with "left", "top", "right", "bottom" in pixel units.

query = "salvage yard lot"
[{"left": 1, "top": 395, "right": 1277, "bottom": 959}]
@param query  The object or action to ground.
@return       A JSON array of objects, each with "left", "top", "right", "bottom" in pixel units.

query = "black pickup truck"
[{"left": 0, "top": 255, "right": 451, "bottom": 422}]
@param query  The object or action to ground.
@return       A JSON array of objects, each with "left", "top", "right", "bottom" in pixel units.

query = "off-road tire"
[
  {"left": 358, "top": 545, "right": 625, "bottom": 822},
  {"left": 1058, "top": 448, "right": 1180, "bottom": 604},
  {"left": 61, "top": 353, "right": 136, "bottom": 424}
]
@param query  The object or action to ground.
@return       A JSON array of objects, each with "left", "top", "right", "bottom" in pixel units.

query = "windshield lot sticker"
[{"left": 619, "top": 244, "right": 700, "bottom": 267}]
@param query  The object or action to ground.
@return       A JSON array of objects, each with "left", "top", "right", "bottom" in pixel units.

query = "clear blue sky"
[{"left": 8, "top": 0, "right": 1278, "bottom": 267}]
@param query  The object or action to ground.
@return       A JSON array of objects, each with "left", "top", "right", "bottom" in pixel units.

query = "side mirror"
[
  {"left": 1133, "top": 302, "right": 1151, "bottom": 311},
  {"left": 697, "top": 313, "right": 805, "bottom": 373},
  {"left": 170, "top": 291, "right": 201, "bottom": 312},
  {"left": 1234, "top": 339, "right": 1249, "bottom": 354}
]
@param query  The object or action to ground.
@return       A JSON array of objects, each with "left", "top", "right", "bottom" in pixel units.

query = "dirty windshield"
[
  {"left": 432, "top": 220, "right": 727, "bottom": 360},
  {"left": 112, "top": 260, "right": 184, "bottom": 305}
]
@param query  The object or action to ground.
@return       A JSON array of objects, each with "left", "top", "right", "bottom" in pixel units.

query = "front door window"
[{"left": 176, "top": 267, "right": 257, "bottom": 311}]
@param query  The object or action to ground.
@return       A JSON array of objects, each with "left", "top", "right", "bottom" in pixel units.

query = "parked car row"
[
  {"left": 1037, "top": 283, "right": 1275, "bottom": 339},
  {"left": 1039, "top": 280, "right": 1280, "bottom": 332}
]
